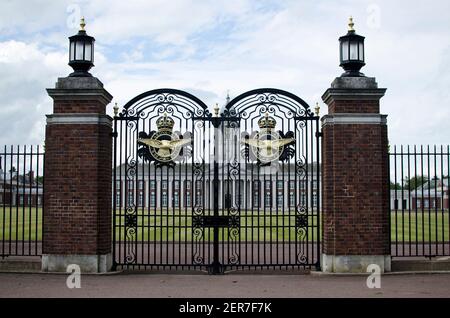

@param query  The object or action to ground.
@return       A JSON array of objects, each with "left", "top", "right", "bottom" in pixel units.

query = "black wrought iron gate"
[{"left": 113, "top": 88, "right": 321, "bottom": 272}]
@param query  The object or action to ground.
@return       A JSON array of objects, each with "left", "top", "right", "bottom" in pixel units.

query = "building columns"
[
  {"left": 321, "top": 76, "right": 390, "bottom": 273},
  {"left": 43, "top": 77, "right": 113, "bottom": 273}
]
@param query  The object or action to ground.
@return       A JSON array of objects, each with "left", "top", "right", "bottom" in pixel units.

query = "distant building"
[
  {"left": 411, "top": 178, "right": 449, "bottom": 209},
  {"left": 390, "top": 189, "right": 411, "bottom": 210},
  {"left": 0, "top": 160, "right": 43, "bottom": 207},
  {"left": 113, "top": 162, "right": 320, "bottom": 210}
]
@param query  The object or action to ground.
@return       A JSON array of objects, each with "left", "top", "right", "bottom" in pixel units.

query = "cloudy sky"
[{"left": 0, "top": 0, "right": 449, "bottom": 147}]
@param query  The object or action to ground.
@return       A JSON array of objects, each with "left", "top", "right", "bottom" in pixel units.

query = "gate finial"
[
  {"left": 348, "top": 16, "right": 355, "bottom": 32},
  {"left": 113, "top": 102, "right": 119, "bottom": 116},
  {"left": 214, "top": 103, "right": 220, "bottom": 117},
  {"left": 315, "top": 102, "right": 320, "bottom": 116},
  {"left": 80, "top": 17, "right": 86, "bottom": 31}
]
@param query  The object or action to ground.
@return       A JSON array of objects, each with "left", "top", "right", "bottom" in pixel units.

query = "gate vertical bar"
[{"left": 112, "top": 115, "right": 117, "bottom": 270}]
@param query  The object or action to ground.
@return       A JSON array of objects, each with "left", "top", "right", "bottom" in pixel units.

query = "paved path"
[{"left": 0, "top": 272, "right": 449, "bottom": 298}]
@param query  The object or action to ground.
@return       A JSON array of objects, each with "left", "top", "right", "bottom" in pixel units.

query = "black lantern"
[
  {"left": 68, "top": 18, "right": 95, "bottom": 77},
  {"left": 339, "top": 17, "right": 365, "bottom": 77}
]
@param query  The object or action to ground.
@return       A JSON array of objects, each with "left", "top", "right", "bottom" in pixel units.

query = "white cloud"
[
  {"left": 0, "top": 0, "right": 449, "bottom": 149},
  {"left": 0, "top": 40, "right": 67, "bottom": 146}
]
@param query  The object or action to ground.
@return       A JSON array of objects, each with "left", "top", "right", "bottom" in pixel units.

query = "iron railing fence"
[
  {"left": 0, "top": 145, "right": 44, "bottom": 258},
  {"left": 390, "top": 145, "right": 450, "bottom": 258}
]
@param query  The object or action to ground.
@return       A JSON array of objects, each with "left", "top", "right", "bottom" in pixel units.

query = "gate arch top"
[
  {"left": 225, "top": 88, "right": 314, "bottom": 118},
  {"left": 120, "top": 88, "right": 210, "bottom": 118}
]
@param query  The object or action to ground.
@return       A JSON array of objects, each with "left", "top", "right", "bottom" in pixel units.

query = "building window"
[
  {"left": 138, "top": 192, "right": 144, "bottom": 207},
  {"left": 312, "top": 193, "right": 317, "bottom": 207},
  {"left": 289, "top": 192, "right": 295, "bottom": 207},
  {"left": 300, "top": 193, "right": 306, "bottom": 206},
  {"left": 424, "top": 200, "right": 429, "bottom": 208},
  {"left": 127, "top": 193, "right": 133, "bottom": 206},
  {"left": 116, "top": 190, "right": 121, "bottom": 206},
  {"left": 37, "top": 195, "right": 42, "bottom": 206},
  {"left": 162, "top": 181, "right": 168, "bottom": 190},
  {"left": 402, "top": 199, "right": 407, "bottom": 209},
  {"left": 264, "top": 194, "right": 272, "bottom": 207},
  {"left": 172, "top": 180, "right": 180, "bottom": 208},
  {"left": 138, "top": 180, "right": 144, "bottom": 190},
  {"left": 195, "top": 181, "right": 203, "bottom": 206},
  {"left": 394, "top": 199, "right": 399, "bottom": 210},
  {"left": 264, "top": 181, "right": 272, "bottom": 207},
  {"left": 277, "top": 194, "right": 283, "bottom": 207},
  {"left": 19, "top": 195, "right": 24, "bottom": 205},
  {"left": 186, "top": 192, "right": 191, "bottom": 207},
  {"left": 150, "top": 180, "right": 156, "bottom": 189},
  {"left": 253, "top": 181, "right": 260, "bottom": 207},
  {"left": 127, "top": 180, "right": 134, "bottom": 190},
  {"left": 162, "top": 192, "right": 168, "bottom": 207},
  {"left": 150, "top": 194, "right": 156, "bottom": 207},
  {"left": 185, "top": 181, "right": 191, "bottom": 190},
  {"left": 417, "top": 200, "right": 421, "bottom": 208},
  {"left": 276, "top": 180, "right": 283, "bottom": 207}
]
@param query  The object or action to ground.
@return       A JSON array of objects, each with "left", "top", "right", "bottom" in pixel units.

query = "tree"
[
  {"left": 390, "top": 182, "right": 401, "bottom": 190},
  {"left": 403, "top": 175, "right": 429, "bottom": 190}
]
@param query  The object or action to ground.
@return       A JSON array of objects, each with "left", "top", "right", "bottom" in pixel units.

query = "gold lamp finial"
[
  {"left": 315, "top": 102, "right": 320, "bottom": 116},
  {"left": 214, "top": 103, "right": 220, "bottom": 117},
  {"left": 113, "top": 102, "right": 119, "bottom": 116},
  {"left": 80, "top": 17, "right": 86, "bottom": 31},
  {"left": 348, "top": 16, "right": 355, "bottom": 32}
]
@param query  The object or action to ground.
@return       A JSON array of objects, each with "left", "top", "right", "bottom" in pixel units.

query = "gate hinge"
[
  {"left": 316, "top": 131, "right": 323, "bottom": 138},
  {"left": 110, "top": 132, "right": 118, "bottom": 138}
]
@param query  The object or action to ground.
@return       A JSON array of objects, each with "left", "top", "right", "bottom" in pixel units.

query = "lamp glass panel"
[
  {"left": 342, "top": 40, "right": 349, "bottom": 61},
  {"left": 75, "top": 41, "right": 84, "bottom": 60},
  {"left": 350, "top": 41, "right": 358, "bottom": 60},
  {"left": 69, "top": 42, "right": 75, "bottom": 61},
  {"left": 91, "top": 42, "right": 94, "bottom": 63},
  {"left": 359, "top": 42, "right": 364, "bottom": 61},
  {"left": 85, "top": 42, "right": 92, "bottom": 61}
]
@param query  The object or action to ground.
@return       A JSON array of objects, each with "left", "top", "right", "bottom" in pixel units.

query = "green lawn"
[
  {"left": 390, "top": 211, "right": 450, "bottom": 243},
  {"left": 0, "top": 207, "right": 449, "bottom": 243},
  {"left": 114, "top": 210, "right": 320, "bottom": 242},
  {"left": 0, "top": 207, "right": 42, "bottom": 242}
]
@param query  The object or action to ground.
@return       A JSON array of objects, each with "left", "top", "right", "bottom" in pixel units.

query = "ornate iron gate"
[{"left": 113, "top": 88, "right": 321, "bottom": 272}]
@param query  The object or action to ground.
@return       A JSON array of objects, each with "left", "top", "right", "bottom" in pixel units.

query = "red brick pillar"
[
  {"left": 321, "top": 76, "right": 390, "bottom": 272},
  {"left": 42, "top": 77, "right": 113, "bottom": 272}
]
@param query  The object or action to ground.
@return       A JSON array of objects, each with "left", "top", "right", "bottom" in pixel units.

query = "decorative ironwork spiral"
[
  {"left": 297, "top": 253, "right": 307, "bottom": 265},
  {"left": 193, "top": 206, "right": 203, "bottom": 216},
  {"left": 295, "top": 158, "right": 306, "bottom": 178},
  {"left": 192, "top": 227, "right": 204, "bottom": 265}
]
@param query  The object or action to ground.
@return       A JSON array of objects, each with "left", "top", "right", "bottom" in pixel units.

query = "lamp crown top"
[
  {"left": 348, "top": 16, "right": 355, "bottom": 32},
  {"left": 80, "top": 17, "right": 86, "bottom": 31}
]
